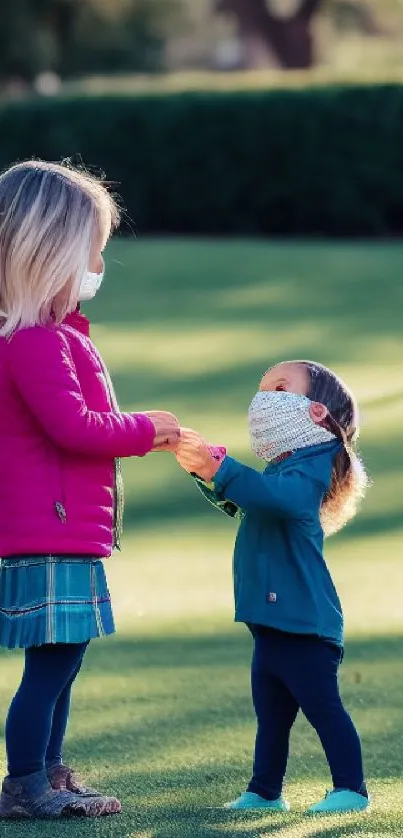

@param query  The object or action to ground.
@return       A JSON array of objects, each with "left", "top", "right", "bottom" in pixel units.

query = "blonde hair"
[{"left": 0, "top": 160, "right": 120, "bottom": 336}]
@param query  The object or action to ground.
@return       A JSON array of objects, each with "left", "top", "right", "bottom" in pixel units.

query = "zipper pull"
[{"left": 54, "top": 501, "right": 67, "bottom": 523}]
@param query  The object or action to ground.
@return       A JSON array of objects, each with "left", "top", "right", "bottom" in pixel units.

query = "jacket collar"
[
  {"left": 264, "top": 439, "right": 342, "bottom": 474},
  {"left": 63, "top": 305, "right": 90, "bottom": 337}
]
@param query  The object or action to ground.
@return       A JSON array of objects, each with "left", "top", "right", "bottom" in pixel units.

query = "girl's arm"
[
  {"left": 176, "top": 431, "right": 321, "bottom": 519},
  {"left": 193, "top": 478, "right": 244, "bottom": 520},
  {"left": 212, "top": 456, "right": 321, "bottom": 518},
  {"left": 8, "top": 325, "right": 156, "bottom": 457}
]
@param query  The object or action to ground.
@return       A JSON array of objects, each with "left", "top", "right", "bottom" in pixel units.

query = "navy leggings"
[
  {"left": 6, "top": 642, "right": 88, "bottom": 777},
  {"left": 247, "top": 627, "right": 365, "bottom": 800}
]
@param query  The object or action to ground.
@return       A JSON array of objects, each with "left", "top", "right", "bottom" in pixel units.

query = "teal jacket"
[{"left": 195, "top": 441, "right": 344, "bottom": 647}]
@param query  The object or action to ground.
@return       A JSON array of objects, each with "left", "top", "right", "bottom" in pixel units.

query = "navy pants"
[
  {"left": 6, "top": 642, "right": 88, "bottom": 777},
  {"left": 247, "top": 627, "right": 365, "bottom": 800}
]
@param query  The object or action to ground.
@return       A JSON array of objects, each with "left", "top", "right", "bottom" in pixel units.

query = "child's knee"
[{"left": 300, "top": 692, "right": 344, "bottom": 725}]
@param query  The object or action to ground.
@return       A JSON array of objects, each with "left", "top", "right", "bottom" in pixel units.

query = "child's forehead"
[{"left": 259, "top": 362, "right": 309, "bottom": 394}]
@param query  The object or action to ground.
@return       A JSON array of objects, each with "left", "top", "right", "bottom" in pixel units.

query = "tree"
[
  {"left": 214, "top": 0, "right": 381, "bottom": 70},
  {"left": 0, "top": 0, "right": 183, "bottom": 86},
  {"left": 0, "top": 0, "right": 81, "bottom": 83}
]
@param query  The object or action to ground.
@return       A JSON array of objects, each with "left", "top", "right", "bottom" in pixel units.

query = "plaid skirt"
[{"left": 0, "top": 555, "right": 115, "bottom": 649}]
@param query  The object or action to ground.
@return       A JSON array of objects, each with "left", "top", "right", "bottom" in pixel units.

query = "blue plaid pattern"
[{"left": 0, "top": 556, "right": 115, "bottom": 649}]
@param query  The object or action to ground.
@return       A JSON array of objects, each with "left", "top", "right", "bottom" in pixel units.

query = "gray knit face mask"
[{"left": 248, "top": 391, "right": 336, "bottom": 461}]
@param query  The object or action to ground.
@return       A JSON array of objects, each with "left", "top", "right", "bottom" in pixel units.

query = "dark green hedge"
[{"left": 1, "top": 85, "right": 403, "bottom": 235}]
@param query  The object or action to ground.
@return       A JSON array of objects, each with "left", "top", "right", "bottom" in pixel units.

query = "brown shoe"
[
  {"left": 48, "top": 764, "right": 121, "bottom": 813},
  {"left": 0, "top": 770, "right": 120, "bottom": 818}
]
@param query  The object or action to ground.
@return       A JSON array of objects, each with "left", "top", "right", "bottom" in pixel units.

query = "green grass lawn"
[{"left": 0, "top": 239, "right": 402, "bottom": 838}]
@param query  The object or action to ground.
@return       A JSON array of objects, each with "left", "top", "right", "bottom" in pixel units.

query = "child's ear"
[{"left": 309, "top": 402, "right": 328, "bottom": 424}]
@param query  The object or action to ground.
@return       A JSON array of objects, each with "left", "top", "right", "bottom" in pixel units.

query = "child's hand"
[{"left": 175, "top": 428, "right": 223, "bottom": 481}]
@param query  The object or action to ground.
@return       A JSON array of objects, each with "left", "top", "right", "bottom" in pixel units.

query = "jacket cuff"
[
  {"left": 212, "top": 455, "right": 241, "bottom": 492},
  {"left": 208, "top": 444, "right": 227, "bottom": 462},
  {"left": 130, "top": 414, "right": 156, "bottom": 456}
]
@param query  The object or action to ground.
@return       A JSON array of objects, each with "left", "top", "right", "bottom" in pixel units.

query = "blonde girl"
[{"left": 0, "top": 160, "right": 179, "bottom": 818}]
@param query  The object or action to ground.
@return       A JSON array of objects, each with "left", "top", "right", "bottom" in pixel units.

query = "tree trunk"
[
  {"left": 215, "top": 0, "right": 324, "bottom": 69},
  {"left": 43, "top": 0, "right": 80, "bottom": 70}
]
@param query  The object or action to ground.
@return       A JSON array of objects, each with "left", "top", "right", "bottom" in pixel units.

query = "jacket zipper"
[
  {"left": 97, "top": 352, "right": 124, "bottom": 550},
  {"left": 54, "top": 501, "right": 67, "bottom": 523},
  {"left": 51, "top": 448, "right": 67, "bottom": 523}
]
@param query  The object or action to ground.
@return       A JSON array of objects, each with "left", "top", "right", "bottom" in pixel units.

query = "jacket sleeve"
[
  {"left": 212, "top": 456, "right": 321, "bottom": 518},
  {"left": 192, "top": 475, "right": 244, "bottom": 520},
  {"left": 8, "top": 326, "right": 156, "bottom": 457}
]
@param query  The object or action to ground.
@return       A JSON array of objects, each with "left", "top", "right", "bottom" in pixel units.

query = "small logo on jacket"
[{"left": 267, "top": 592, "right": 277, "bottom": 603}]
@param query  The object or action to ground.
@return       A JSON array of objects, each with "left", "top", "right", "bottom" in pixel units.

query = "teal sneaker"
[
  {"left": 224, "top": 791, "right": 290, "bottom": 811},
  {"left": 306, "top": 789, "right": 370, "bottom": 815}
]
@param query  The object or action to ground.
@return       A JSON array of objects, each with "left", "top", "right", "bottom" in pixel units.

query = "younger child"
[
  {"left": 0, "top": 160, "right": 179, "bottom": 818},
  {"left": 173, "top": 360, "right": 370, "bottom": 815}
]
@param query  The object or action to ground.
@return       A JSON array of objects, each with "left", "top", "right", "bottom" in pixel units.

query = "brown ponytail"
[
  {"left": 320, "top": 430, "right": 369, "bottom": 537},
  {"left": 298, "top": 361, "right": 370, "bottom": 536}
]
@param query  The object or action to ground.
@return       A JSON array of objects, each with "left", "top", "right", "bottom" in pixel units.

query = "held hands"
[
  {"left": 143, "top": 411, "right": 180, "bottom": 451},
  {"left": 174, "top": 428, "right": 223, "bottom": 482},
  {"left": 142, "top": 413, "right": 224, "bottom": 482}
]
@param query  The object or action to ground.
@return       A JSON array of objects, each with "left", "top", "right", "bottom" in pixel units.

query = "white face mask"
[
  {"left": 248, "top": 391, "right": 336, "bottom": 462},
  {"left": 79, "top": 262, "right": 105, "bottom": 302}
]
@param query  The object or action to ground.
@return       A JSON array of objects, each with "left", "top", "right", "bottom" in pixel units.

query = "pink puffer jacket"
[{"left": 0, "top": 309, "right": 155, "bottom": 558}]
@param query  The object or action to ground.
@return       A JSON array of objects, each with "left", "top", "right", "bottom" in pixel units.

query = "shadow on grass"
[
  {"left": 87, "top": 240, "right": 403, "bottom": 550},
  {"left": 0, "top": 807, "right": 395, "bottom": 838},
  {"left": 76, "top": 630, "right": 403, "bottom": 671},
  {"left": 80, "top": 629, "right": 403, "bottom": 777},
  {"left": 91, "top": 240, "right": 403, "bottom": 430},
  {"left": 1, "top": 626, "right": 402, "bottom": 671},
  {"left": 93, "top": 240, "right": 403, "bottom": 344},
  {"left": 1, "top": 630, "right": 403, "bottom": 836},
  {"left": 0, "top": 801, "right": 356, "bottom": 838},
  {"left": 4, "top": 630, "right": 400, "bottom": 762}
]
